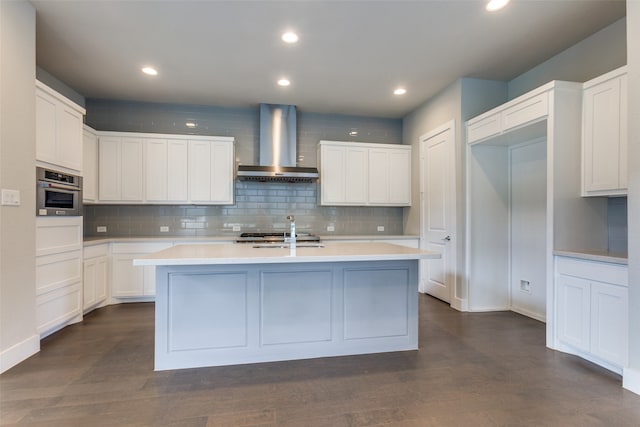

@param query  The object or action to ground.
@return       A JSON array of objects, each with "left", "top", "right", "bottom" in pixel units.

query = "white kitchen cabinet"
[
  {"left": 111, "top": 242, "right": 173, "bottom": 299},
  {"left": 98, "top": 136, "right": 144, "bottom": 202},
  {"left": 36, "top": 81, "right": 86, "bottom": 173},
  {"left": 319, "top": 143, "right": 368, "bottom": 205},
  {"left": 83, "top": 126, "right": 98, "bottom": 202},
  {"left": 145, "top": 139, "right": 189, "bottom": 202},
  {"left": 318, "top": 141, "right": 411, "bottom": 206},
  {"left": 189, "top": 139, "right": 235, "bottom": 204},
  {"left": 83, "top": 244, "right": 108, "bottom": 312},
  {"left": 35, "top": 217, "right": 84, "bottom": 338},
  {"left": 582, "top": 66, "right": 628, "bottom": 196},
  {"left": 555, "top": 255, "right": 628, "bottom": 373},
  {"left": 466, "top": 91, "right": 548, "bottom": 146}
]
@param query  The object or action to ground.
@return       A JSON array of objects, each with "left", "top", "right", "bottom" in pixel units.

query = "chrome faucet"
[{"left": 286, "top": 215, "right": 296, "bottom": 249}]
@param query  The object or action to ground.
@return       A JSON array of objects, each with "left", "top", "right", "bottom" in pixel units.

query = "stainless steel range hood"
[{"left": 237, "top": 104, "right": 319, "bottom": 183}]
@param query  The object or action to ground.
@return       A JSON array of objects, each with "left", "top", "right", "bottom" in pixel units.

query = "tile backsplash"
[{"left": 83, "top": 181, "right": 404, "bottom": 237}]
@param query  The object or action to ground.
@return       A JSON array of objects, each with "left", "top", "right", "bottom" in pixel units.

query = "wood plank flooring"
[{"left": 2, "top": 295, "right": 640, "bottom": 426}]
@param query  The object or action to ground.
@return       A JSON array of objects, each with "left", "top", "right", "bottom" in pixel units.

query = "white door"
[{"left": 420, "top": 122, "right": 456, "bottom": 302}]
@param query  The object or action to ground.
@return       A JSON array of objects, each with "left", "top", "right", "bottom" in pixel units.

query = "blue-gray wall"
[{"left": 83, "top": 100, "right": 405, "bottom": 237}]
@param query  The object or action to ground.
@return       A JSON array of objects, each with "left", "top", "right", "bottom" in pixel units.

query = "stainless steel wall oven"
[{"left": 36, "top": 167, "right": 82, "bottom": 216}]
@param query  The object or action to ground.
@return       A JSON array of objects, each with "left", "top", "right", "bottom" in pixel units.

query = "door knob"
[{"left": 443, "top": 235, "right": 451, "bottom": 241}]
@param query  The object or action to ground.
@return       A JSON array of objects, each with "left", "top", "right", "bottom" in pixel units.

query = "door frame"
[{"left": 419, "top": 120, "right": 462, "bottom": 310}]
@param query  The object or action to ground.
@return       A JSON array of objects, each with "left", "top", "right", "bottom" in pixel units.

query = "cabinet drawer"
[
  {"left": 502, "top": 92, "right": 548, "bottom": 132},
  {"left": 84, "top": 243, "right": 109, "bottom": 259},
  {"left": 467, "top": 113, "right": 501, "bottom": 144}
]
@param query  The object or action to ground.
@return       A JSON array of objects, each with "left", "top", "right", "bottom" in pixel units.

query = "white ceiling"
[{"left": 31, "top": 0, "right": 625, "bottom": 118}]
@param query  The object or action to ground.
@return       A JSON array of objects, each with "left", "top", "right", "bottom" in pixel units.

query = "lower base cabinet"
[
  {"left": 111, "top": 242, "right": 173, "bottom": 299},
  {"left": 555, "top": 256, "right": 628, "bottom": 373},
  {"left": 83, "top": 244, "right": 109, "bottom": 312}
]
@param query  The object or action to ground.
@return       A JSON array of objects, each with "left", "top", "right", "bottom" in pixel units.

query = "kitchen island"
[{"left": 134, "top": 242, "right": 440, "bottom": 370}]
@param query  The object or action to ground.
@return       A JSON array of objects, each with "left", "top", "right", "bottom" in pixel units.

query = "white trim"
[
  {"left": 0, "top": 334, "right": 40, "bottom": 374},
  {"left": 623, "top": 367, "right": 640, "bottom": 396}
]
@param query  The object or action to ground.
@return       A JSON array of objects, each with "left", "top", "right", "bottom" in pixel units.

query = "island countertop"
[{"left": 133, "top": 242, "right": 440, "bottom": 266}]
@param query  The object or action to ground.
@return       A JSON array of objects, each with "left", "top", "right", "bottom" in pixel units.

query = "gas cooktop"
[{"left": 235, "top": 232, "right": 320, "bottom": 243}]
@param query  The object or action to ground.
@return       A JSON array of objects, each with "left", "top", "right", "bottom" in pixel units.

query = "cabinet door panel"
[
  {"left": 57, "top": 105, "right": 83, "bottom": 171},
  {"left": 591, "top": 283, "right": 628, "bottom": 366},
  {"left": 145, "top": 139, "right": 168, "bottom": 201},
  {"left": 556, "top": 275, "right": 590, "bottom": 352},
  {"left": 321, "top": 145, "right": 347, "bottom": 204},
  {"left": 98, "top": 137, "right": 121, "bottom": 201},
  {"left": 368, "top": 149, "right": 390, "bottom": 204},
  {"left": 35, "top": 91, "right": 58, "bottom": 164},
  {"left": 95, "top": 257, "right": 108, "bottom": 303},
  {"left": 121, "top": 138, "right": 144, "bottom": 201},
  {"left": 346, "top": 147, "right": 368, "bottom": 204},
  {"left": 112, "top": 255, "right": 144, "bottom": 297},
  {"left": 167, "top": 140, "right": 189, "bottom": 201},
  {"left": 83, "top": 130, "right": 98, "bottom": 202},
  {"left": 189, "top": 141, "right": 212, "bottom": 202},
  {"left": 210, "top": 142, "right": 233, "bottom": 203},
  {"left": 388, "top": 149, "right": 411, "bottom": 205},
  {"left": 83, "top": 259, "right": 97, "bottom": 308}
]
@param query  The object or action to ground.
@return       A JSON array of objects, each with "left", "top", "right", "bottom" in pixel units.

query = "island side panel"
[{"left": 154, "top": 260, "right": 418, "bottom": 370}]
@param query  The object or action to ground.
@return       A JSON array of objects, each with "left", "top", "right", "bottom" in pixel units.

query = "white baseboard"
[
  {"left": 451, "top": 296, "right": 467, "bottom": 312},
  {"left": 510, "top": 306, "right": 546, "bottom": 323},
  {"left": 623, "top": 367, "right": 640, "bottom": 396},
  {"left": 0, "top": 334, "right": 40, "bottom": 374}
]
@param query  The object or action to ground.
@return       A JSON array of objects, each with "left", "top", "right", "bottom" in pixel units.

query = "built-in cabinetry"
[
  {"left": 555, "top": 255, "right": 628, "bottom": 373},
  {"left": 83, "top": 243, "right": 108, "bottom": 313},
  {"left": 35, "top": 80, "right": 86, "bottom": 173},
  {"left": 318, "top": 141, "right": 411, "bottom": 206},
  {"left": 95, "top": 132, "right": 234, "bottom": 205},
  {"left": 465, "top": 81, "right": 609, "bottom": 340},
  {"left": 36, "top": 217, "right": 83, "bottom": 337},
  {"left": 83, "top": 126, "right": 98, "bottom": 202},
  {"left": 582, "top": 66, "right": 628, "bottom": 197}
]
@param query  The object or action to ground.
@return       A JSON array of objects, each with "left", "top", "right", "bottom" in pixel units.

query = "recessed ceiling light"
[
  {"left": 349, "top": 130, "right": 359, "bottom": 136},
  {"left": 141, "top": 67, "right": 158, "bottom": 76},
  {"left": 278, "top": 78, "right": 291, "bottom": 87},
  {"left": 486, "top": 0, "right": 510, "bottom": 12},
  {"left": 282, "top": 32, "right": 299, "bottom": 43},
  {"left": 393, "top": 88, "right": 407, "bottom": 96},
  {"left": 185, "top": 121, "right": 198, "bottom": 128}
]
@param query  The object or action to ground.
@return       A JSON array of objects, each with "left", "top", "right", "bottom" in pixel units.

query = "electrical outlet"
[
  {"left": 377, "top": 225, "right": 385, "bottom": 232},
  {"left": 232, "top": 225, "right": 241, "bottom": 232},
  {"left": 520, "top": 280, "right": 531, "bottom": 293},
  {"left": 97, "top": 226, "right": 107, "bottom": 233},
  {"left": 160, "top": 226, "right": 169, "bottom": 232},
  {"left": 327, "top": 225, "right": 335, "bottom": 232}
]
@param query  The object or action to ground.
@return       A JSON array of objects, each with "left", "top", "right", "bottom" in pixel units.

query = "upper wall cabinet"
[
  {"left": 36, "top": 80, "right": 86, "bottom": 174},
  {"left": 318, "top": 141, "right": 411, "bottom": 206},
  {"left": 96, "top": 131, "right": 234, "bottom": 205},
  {"left": 83, "top": 126, "right": 98, "bottom": 203},
  {"left": 467, "top": 91, "right": 549, "bottom": 146},
  {"left": 582, "top": 66, "right": 627, "bottom": 197}
]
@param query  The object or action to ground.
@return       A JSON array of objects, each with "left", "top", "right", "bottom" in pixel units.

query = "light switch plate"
[
  {"left": 232, "top": 225, "right": 241, "bottom": 232},
  {"left": 377, "top": 225, "right": 385, "bottom": 232},
  {"left": 97, "top": 226, "right": 107, "bottom": 233},
  {"left": 327, "top": 225, "right": 335, "bottom": 232},
  {"left": 1, "top": 189, "right": 20, "bottom": 206},
  {"left": 160, "top": 226, "right": 169, "bottom": 232}
]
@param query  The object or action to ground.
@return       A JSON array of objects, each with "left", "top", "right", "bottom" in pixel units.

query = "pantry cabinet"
[
  {"left": 582, "top": 66, "right": 628, "bottom": 196},
  {"left": 555, "top": 255, "right": 628, "bottom": 372},
  {"left": 36, "top": 80, "right": 86, "bottom": 173},
  {"left": 318, "top": 141, "right": 411, "bottom": 206}
]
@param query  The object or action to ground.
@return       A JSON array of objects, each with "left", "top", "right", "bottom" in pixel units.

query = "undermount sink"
[{"left": 252, "top": 244, "right": 325, "bottom": 249}]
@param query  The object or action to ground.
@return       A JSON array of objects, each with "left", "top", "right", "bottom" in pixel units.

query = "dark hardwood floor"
[{"left": 2, "top": 295, "right": 639, "bottom": 426}]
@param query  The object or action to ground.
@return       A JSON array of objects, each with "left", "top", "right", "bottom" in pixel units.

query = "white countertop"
[
  {"left": 554, "top": 249, "right": 628, "bottom": 265},
  {"left": 133, "top": 242, "right": 439, "bottom": 266}
]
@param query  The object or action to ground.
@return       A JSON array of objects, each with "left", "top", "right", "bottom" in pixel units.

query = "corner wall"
[
  {"left": 624, "top": 0, "right": 640, "bottom": 395},
  {"left": 0, "top": 0, "right": 39, "bottom": 373}
]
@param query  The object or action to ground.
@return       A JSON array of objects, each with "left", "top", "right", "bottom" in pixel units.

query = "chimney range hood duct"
[{"left": 237, "top": 104, "right": 319, "bottom": 183}]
